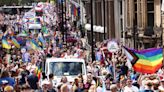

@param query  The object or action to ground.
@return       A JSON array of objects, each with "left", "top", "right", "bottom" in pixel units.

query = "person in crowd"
[
  {"left": 0, "top": 71, "right": 15, "bottom": 87},
  {"left": 123, "top": 78, "right": 139, "bottom": 92},
  {"left": 72, "top": 78, "right": 79, "bottom": 92},
  {"left": 105, "top": 74, "right": 113, "bottom": 91},
  {"left": 110, "top": 84, "right": 118, "bottom": 92},
  {"left": 4, "top": 85, "right": 14, "bottom": 92},
  {"left": 60, "top": 76, "right": 72, "bottom": 92},
  {"left": 27, "top": 70, "right": 39, "bottom": 90},
  {"left": 1, "top": 2, "right": 164, "bottom": 92},
  {"left": 48, "top": 73, "right": 56, "bottom": 92},
  {"left": 159, "top": 79, "right": 164, "bottom": 91}
]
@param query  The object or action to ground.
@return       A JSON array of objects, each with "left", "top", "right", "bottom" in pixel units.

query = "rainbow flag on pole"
[
  {"left": 124, "top": 47, "right": 163, "bottom": 74},
  {"left": 30, "top": 39, "right": 40, "bottom": 50},
  {"left": 71, "top": 5, "right": 80, "bottom": 17},
  {"left": 2, "top": 39, "right": 11, "bottom": 49},
  {"left": 35, "top": 66, "right": 42, "bottom": 80},
  {"left": 38, "top": 33, "right": 46, "bottom": 46},
  {"left": 11, "top": 37, "right": 20, "bottom": 48}
]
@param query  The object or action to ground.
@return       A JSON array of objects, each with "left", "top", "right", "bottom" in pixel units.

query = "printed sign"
[{"left": 107, "top": 41, "right": 119, "bottom": 53}]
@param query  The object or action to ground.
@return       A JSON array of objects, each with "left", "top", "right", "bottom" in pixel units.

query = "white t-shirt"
[
  {"left": 124, "top": 85, "right": 139, "bottom": 92},
  {"left": 159, "top": 85, "right": 164, "bottom": 91},
  {"left": 96, "top": 86, "right": 111, "bottom": 92}
]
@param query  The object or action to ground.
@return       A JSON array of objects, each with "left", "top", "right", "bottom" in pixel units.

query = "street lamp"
[
  {"left": 90, "top": 0, "right": 94, "bottom": 61},
  {"left": 103, "top": 0, "right": 106, "bottom": 40},
  {"left": 61, "top": 0, "right": 64, "bottom": 43}
]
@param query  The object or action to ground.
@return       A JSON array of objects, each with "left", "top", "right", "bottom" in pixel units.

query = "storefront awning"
[{"left": 85, "top": 24, "right": 105, "bottom": 33}]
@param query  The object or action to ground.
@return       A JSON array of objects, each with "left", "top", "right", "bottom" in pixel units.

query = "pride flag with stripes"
[
  {"left": 30, "top": 39, "right": 40, "bottom": 50},
  {"left": 11, "top": 37, "right": 20, "bottom": 48},
  {"left": 124, "top": 47, "right": 163, "bottom": 74},
  {"left": 35, "top": 66, "right": 42, "bottom": 80},
  {"left": 71, "top": 5, "right": 80, "bottom": 17},
  {"left": 2, "top": 39, "right": 11, "bottom": 49},
  {"left": 38, "top": 33, "right": 46, "bottom": 47}
]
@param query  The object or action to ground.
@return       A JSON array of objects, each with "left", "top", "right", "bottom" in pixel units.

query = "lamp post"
[
  {"left": 61, "top": 0, "right": 64, "bottom": 43},
  {"left": 90, "top": 0, "right": 94, "bottom": 61},
  {"left": 65, "top": 0, "right": 67, "bottom": 46},
  {"left": 133, "top": 18, "right": 137, "bottom": 49},
  {"left": 103, "top": 0, "right": 106, "bottom": 40},
  {"left": 162, "top": 13, "right": 164, "bottom": 62}
]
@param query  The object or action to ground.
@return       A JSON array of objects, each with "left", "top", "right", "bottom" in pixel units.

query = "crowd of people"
[{"left": 0, "top": 2, "right": 164, "bottom": 92}]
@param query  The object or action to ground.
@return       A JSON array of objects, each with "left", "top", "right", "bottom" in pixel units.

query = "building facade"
[
  {"left": 82, "top": 0, "right": 124, "bottom": 45},
  {"left": 125, "top": 0, "right": 162, "bottom": 49},
  {"left": 83, "top": 0, "right": 163, "bottom": 49}
]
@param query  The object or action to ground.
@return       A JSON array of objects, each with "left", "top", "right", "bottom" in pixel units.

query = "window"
[
  {"left": 120, "top": 19, "right": 123, "bottom": 31},
  {"left": 127, "top": 0, "right": 130, "bottom": 26},
  {"left": 49, "top": 62, "right": 84, "bottom": 76},
  {"left": 147, "top": 13, "right": 154, "bottom": 27},
  {"left": 147, "top": 3, "right": 154, "bottom": 11},
  {"left": 120, "top": 1, "right": 122, "bottom": 15},
  {"left": 134, "top": 0, "right": 137, "bottom": 26},
  {"left": 147, "top": 0, "right": 154, "bottom": 28}
]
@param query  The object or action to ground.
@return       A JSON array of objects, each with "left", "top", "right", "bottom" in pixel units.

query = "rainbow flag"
[
  {"left": 35, "top": 66, "right": 42, "bottom": 80},
  {"left": 27, "top": 18, "right": 35, "bottom": 24},
  {"left": 3, "top": 30, "right": 8, "bottom": 38},
  {"left": 74, "top": 6, "right": 78, "bottom": 16},
  {"left": 2, "top": 39, "right": 11, "bottom": 49},
  {"left": 11, "top": 37, "right": 20, "bottom": 48},
  {"left": 124, "top": 47, "right": 163, "bottom": 74},
  {"left": 35, "top": 18, "right": 41, "bottom": 24},
  {"left": 71, "top": 5, "right": 80, "bottom": 17},
  {"left": 7, "top": 39, "right": 12, "bottom": 45},
  {"left": 38, "top": 33, "right": 46, "bottom": 47},
  {"left": 30, "top": 39, "right": 40, "bottom": 50}
]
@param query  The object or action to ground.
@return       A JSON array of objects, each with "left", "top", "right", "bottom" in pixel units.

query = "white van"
[{"left": 45, "top": 58, "right": 87, "bottom": 86}]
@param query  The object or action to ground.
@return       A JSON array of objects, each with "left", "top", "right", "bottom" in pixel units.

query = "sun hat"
[{"left": 4, "top": 85, "right": 14, "bottom": 91}]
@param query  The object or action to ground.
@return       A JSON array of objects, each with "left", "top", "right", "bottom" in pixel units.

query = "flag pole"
[
  {"left": 162, "top": 14, "right": 163, "bottom": 65},
  {"left": 61, "top": 0, "right": 64, "bottom": 43},
  {"left": 162, "top": 0, "right": 164, "bottom": 65},
  {"left": 90, "top": 0, "right": 94, "bottom": 61},
  {"left": 103, "top": 0, "right": 106, "bottom": 40}
]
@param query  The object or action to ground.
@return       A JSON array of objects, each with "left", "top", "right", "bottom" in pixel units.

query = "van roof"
[{"left": 46, "top": 58, "right": 85, "bottom": 63}]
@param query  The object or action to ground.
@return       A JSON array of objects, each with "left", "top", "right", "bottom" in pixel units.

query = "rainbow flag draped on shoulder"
[{"left": 124, "top": 47, "right": 163, "bottom": 74}]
